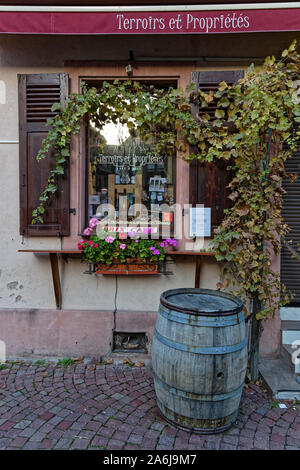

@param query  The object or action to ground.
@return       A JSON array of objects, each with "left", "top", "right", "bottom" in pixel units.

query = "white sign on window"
[{"left": 189, "top": 207, "right": 211, "bottom": 237}]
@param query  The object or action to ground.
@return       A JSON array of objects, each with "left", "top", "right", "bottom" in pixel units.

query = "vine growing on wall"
[{"left": 33, "top": 40, "right": 300, "bottom": 333}]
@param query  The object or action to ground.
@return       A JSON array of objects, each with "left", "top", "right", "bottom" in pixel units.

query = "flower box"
[
  {"left": 96, "top": 262, "right": 127, "bottom": 275},
  {"left": 79, "top": 222, "right": 178, "bottom": 275},
  {"left": 128, "top": 259, "right": 158, "bottom": 274},
  {"left": 96, "top": 259, "right": 158, "bottom": 275}
]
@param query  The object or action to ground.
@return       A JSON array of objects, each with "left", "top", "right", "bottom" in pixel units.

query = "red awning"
[{"left": 0, "top": 6, "right": 299, "bottom": 35}]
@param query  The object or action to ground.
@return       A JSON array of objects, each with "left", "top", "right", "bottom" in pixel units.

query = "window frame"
[
  {"left": 84, "top": 78, "right": 178, "bottom": 237},
  {"left": 63, "top": 62, "right": 194, "bottom": 250}
]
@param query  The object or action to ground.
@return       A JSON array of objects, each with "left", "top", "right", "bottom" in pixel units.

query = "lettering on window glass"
[{"left": 88, "top": 119, "right": 175, "bottom": 234}]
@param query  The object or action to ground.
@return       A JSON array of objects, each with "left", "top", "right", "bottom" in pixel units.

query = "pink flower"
[
  {"left": 88, "top": 241, "right": 93, "bottom": 246},
  {"left": 83, "top": 227, "right": 92, "bottom": 236},
  {"left": 89, "top": 218, "right": 99, "bottom": 228},
  {"left": 160, "top": 242, "right": 165, "bottom": 248},
  {"left": 77, "top": 243, "right": 84, "bottom": 251},
  {"left": 94, "top": 244, "right": 99, "bottom": 248},
  {"left": 105, "top": 236, "right": 114, "bottom": 244},
  {"left": 135, "top": 239, "right": 139, "bottom": 243},
  {"left": 166, "top": 238, "right": 178, "bottom": 247},
  {"left": 120, "top": 244, "right": 126, "bottom": 250}
]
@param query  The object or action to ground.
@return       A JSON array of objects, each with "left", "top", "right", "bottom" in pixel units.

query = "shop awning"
[{"left": 0, "top": 3, "right": 299, "bottom": 35}]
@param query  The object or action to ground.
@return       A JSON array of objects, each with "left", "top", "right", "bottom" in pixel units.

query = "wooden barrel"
[{"left": 152, "top": 288, "right": 248, "bottom": 434}]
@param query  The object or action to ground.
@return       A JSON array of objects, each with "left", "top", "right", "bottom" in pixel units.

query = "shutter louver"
[
  {"left": 189, "top": 70, "right": 244, "bottom": 229},
  {"left": 26, "top": 82, "right": 61, "bottom": 123},
  {"left": 19, "top": 73, "right": 70, "bottom": 237}
]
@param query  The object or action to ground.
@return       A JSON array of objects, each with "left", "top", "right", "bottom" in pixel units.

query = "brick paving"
[{"left": 0, "top": 360, "right": 299, "bottom": 450}]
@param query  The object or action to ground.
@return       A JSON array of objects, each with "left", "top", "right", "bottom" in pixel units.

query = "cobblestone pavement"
[{"left": 0, "top": 360, "right": 299, "bottom": 451}]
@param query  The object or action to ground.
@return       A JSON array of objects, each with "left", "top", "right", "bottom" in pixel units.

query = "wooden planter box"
[{"left": 96, "top": 259, "right": 158, "bottom": 275}]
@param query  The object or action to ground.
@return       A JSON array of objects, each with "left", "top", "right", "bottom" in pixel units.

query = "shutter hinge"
[{"left": 69, "top": 208, "right": 76, "bottom": 215}]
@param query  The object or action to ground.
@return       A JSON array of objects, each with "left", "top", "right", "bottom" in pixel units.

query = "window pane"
[{"left": 88, "top": 119, "right": 175, "bottom": 235}]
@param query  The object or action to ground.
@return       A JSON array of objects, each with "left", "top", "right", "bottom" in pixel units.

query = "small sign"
[
  {"left": 106, "top": 226, "right": 159, "bottom": 234},
  {"left": 189, "top": 207, "right": 211, "bottom": 237},
  {"left": 4, "top": 9, "right": 299, "bottom": 35},
  {"left": 163, "top": 213, "right": 173, "bottom": 223}
]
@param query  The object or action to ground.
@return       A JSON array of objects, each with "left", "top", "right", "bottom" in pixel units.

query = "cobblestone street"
[{"left": 0, "top": 360, "right": 299, "bottom": 451}]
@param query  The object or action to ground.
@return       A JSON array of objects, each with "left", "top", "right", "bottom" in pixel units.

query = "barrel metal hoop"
[
  {"left": 154, "top": 328, "right": 248, "bottom": 355},
  {"left": 159, "top": 305, "right": 245, "bottom": 327},
  {"left": 160, "top": 288, "right": 243, "bottom": 317},
  {"left": 160, "top": 297, "right": 242, "bottom": 316},
  {"left": 153, "top": 372, "right": 244, "bottom": 402},
  {"left": 156, "top": 403, "right": 239, "bottom": 435}
]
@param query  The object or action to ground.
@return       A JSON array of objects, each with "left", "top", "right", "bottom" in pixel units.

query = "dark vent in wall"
[
  {"left": 113, "top": 332, "right": 148, "bottom": 353},
  {"left": 26, "top": 84, "right": 61, "bottom": 123}
]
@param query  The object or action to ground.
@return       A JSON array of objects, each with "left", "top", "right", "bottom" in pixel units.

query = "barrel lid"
[{"left": 160, "top": 288, "right": 243, "bottom": 316}]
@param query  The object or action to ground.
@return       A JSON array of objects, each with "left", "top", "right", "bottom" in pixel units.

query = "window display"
[{"left": 88, "top": 120, "right": 175, "bottom": 235}]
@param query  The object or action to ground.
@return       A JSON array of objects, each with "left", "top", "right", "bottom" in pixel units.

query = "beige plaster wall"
[
  {"left": 0, "top": 32, "right": 291, "bottom": 356},
  {"left": 0, "top": 38, "right": 224, "bottom": 313}
]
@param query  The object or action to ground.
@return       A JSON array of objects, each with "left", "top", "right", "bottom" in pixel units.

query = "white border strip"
[
  {"left": 0, "top": 3, "right": 299, "bottom": 13},
  {"left": 0, "top": 140, "right": 19, "bottom": 144}
]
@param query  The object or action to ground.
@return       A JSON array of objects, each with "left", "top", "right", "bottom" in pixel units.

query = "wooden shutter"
[
  {"left": 189, "top": 70, "right": 244, "bottom": 229},
  {"left": 18, "top": 73, "right": 70, "bottom": 237},
  {"left": 281, "top": 135, "right": 300, "bottom": 304}
]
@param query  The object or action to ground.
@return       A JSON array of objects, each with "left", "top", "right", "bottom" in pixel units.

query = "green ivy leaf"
[
  {"left": 51, "top": 102, "right": 61, "bottom": 112},
  {"left": 215, "top": 109, "right": 225, "bottom": 119}
]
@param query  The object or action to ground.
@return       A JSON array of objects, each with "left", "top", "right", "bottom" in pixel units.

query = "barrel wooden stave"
[
  {"left": 154, "top": 375, "right": 242, "bottom": 430},
  {"left": 152, "top": 289, "right": 248, "bottom": 434}
]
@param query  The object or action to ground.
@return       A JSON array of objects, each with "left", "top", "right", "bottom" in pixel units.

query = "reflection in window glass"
[{"left": 88, "top": 119, "right": 175, "bottom": 234}]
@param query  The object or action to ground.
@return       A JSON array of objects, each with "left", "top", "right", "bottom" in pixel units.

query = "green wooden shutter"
[
  {"left": 18, "top": 73, "right": 70, "bottom": 236},
  {"left": 189, "top": 70, "right": 244, "bottom": 230}
]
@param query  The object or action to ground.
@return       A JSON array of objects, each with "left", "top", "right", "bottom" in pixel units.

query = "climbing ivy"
[
  {"left": 33, "top": 40, "right": 300, "bottom": 325},
  {"left": 32, "top": 80, "right": 191, "bottom": 222}
]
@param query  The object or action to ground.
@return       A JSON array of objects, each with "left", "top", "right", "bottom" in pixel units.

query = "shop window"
[{"left": 87, "top": 95, "right": 175, "bottom": 237}]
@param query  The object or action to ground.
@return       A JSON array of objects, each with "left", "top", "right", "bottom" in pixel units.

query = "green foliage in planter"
[{"left": 78, "top": 235, "right": 173, "bottom": 265}]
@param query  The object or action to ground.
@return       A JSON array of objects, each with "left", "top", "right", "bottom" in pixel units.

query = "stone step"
[
  {"left": 281, "top": 343, "right": 300, "bottom": 374},
  {"left": 282, "top": 328, "right": 300, "bottom": 345},
  {"left": 280, "top": 307, "right": 300, "bottom": 321},
  {"left": 281, "top": 319, "right": 300, "bottom": 346},
  {"left": 259, "top": 356, "right": 300, "bottom": 400},
  {"left": 281, "top": 320, "right": 300, "bottom": 330}
]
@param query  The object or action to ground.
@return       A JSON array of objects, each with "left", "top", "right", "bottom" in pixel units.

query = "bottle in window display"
[
  {"left": 115, "top": 166, "right": 120, "bottom": 185},
  {"left": 120, "top": 170, "right": 126, "bottom": 184}
]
